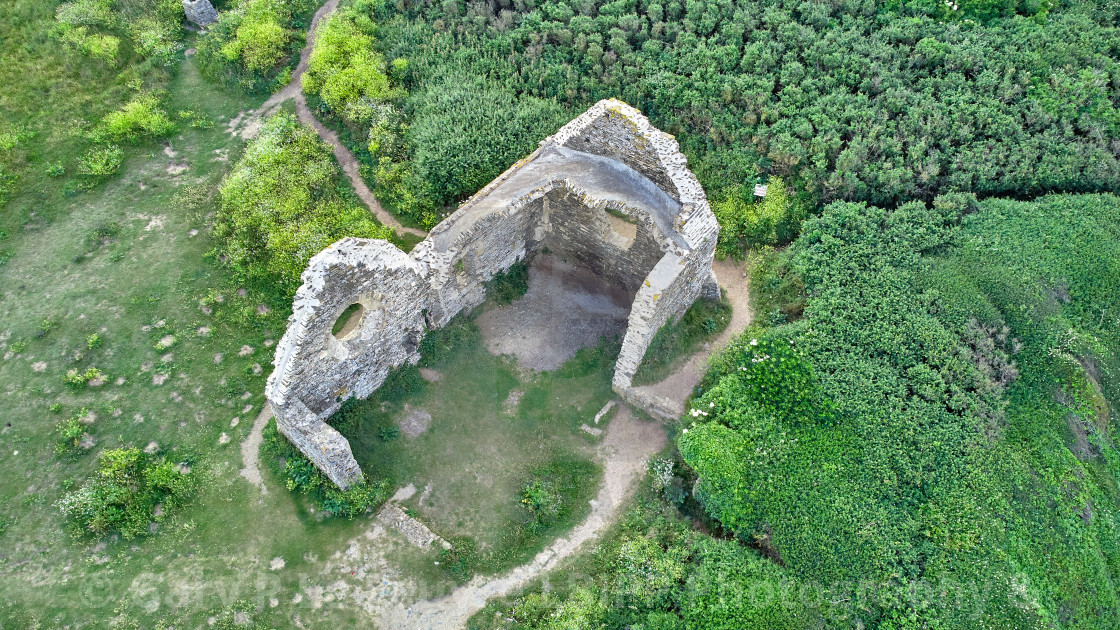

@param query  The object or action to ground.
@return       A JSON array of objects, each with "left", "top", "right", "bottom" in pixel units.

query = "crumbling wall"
[
  {"left": 266, "top": 99, "right": 719, "bottom": 488},
  {"left": 182, "top": 0, "right": 217, "bottom": 26},
  {"left": 267, "top": 240, "right": 429, "bottom": 487}
]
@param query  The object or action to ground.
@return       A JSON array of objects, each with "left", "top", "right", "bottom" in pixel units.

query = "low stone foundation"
[{"left": 265, "top": 99, "right": 718, "bottom": 488}]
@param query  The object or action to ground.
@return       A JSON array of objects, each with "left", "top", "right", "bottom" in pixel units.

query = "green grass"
[
  {"left": 631, "top": 297, "right": 732, "bottom": 386},
  {"left": 0, "top": 48, "right": 397, "bottom": 628},
  {"left": 326, "top": 317, "right": 611, "bottom": 585}
]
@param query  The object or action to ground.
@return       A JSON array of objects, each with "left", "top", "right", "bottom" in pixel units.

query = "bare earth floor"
[{"left": 475, "top": 255, "right": 633, "bottom": 371}]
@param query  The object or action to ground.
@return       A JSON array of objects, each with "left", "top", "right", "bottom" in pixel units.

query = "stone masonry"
[
  {"left": 182, "top": 0, "right": 218, "bottom": 27},
  {"left": 265, "top": 99, "right": 719, "bottom": 488}
]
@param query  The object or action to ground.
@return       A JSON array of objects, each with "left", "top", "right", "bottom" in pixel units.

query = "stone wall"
[
  {"left": 182, "top": 0, "right": 217, "bottom": 26},
  {"left": 265, "top": 99, "right": 718, "bottom": 488}
]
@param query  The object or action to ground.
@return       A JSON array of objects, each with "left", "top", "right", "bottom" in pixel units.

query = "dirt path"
[
  {"left": 246, "top": 0, "right": 427, "bottom": 238},
  {"left": 629, "top": 257, "right": 752, "bottom": 414},
  {"left": 378, "top": 405, "right": 666, "bottom": 628},
  {"left": 239, "top": 402, "right": 273, "bottom": 495},
  {"left": 369, "top": 258, "right": 752, "bottom": 627}
]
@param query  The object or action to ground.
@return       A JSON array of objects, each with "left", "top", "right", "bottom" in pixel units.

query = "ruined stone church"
[{"left": 265, "top": 99, "right": 719, "bottom": 488}]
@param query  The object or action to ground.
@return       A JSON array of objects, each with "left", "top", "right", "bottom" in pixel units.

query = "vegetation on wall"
[
  {"left": 483, "top": 258, "right": 530, "bottom": 305},
  {"left": 633, "top": 296, "right": 731, "bottom": 385},
  {"left": 260, "top": 419, "right": 390, "bottom": 518},
  {"left": 213, "top": 111, "right": 393, "bottom": 295}
]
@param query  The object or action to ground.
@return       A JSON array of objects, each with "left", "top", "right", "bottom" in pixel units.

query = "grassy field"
[{"left": 0, "top": 42, "right": 390, "bottom": 627}]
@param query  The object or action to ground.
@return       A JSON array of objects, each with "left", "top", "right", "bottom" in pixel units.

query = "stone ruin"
[
  {"left": 265, "top": 99, "right": 719, "bottom": 488},
  {"left": 182, "top": 0, "right": 218, "bottom": 27}
]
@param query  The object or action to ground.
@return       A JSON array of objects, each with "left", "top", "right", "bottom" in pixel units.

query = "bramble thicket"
[{"left": 297, "top": 0, "right": 1120, "bottom": 246}]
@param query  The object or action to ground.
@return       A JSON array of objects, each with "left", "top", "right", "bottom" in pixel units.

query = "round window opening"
[{"left": 331, "top": 303, "right": 366, "bottom": 340}]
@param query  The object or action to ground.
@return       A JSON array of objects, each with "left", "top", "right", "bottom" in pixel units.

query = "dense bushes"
[
  {"left": 196, "top": 0, "right": 319, "bottom": 93},
  {"left": 402, "top": 79, "right": 568, "bottom": 210},
  {"left": 57, "top": 447, "right": 196, "bottom": 540},
  {"left": 482, "top": 193, "right": 1119, "bottom": 628},
  {"left": 475, "top": 499, "right": 825, "bottom": 628},
  {"left": 365, "top": 0, "right": 1119, "bottom": 213},
  {"left": 374, "top": 76, "right": 569, "bottom": 227},
  {"left": 675, "top": 193, "right": 1120, "bottom": 626},
  {"left": 302, "top": 5, "right": 403, "bottom": 125},
  {"left": 712, "top": 176, "right": 807, "bottom": 256},
  {"left": 213, "top": 112, "right": 393, "bottom": 294},
  {"left": 92, "top": 92, "right": 175, "bottom": 143},
  {"left": 50, "top": 0, "right": 185, "bottom": 67}
]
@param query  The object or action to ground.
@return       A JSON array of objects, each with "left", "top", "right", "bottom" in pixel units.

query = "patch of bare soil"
[
  {"left": 239, "top": 403, "right": 273, "bottom": 495},
  {"left": 399, "top": 406, "right": 432, "bottom": 438},
  {"left": 476, "top": 255, "right": 631, "bottom": 371}
]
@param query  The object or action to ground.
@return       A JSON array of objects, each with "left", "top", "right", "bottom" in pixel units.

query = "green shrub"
[
  {"left": 77, "top": 145, "right": 123, "bottom": 176},
  {"left": 214, "top": 112, "right": 394, "bottom": 294},
  {"left": 483, "top": 260, "right": 529, "bottom": 305},
  {"left": 713, "top": 177, "right": 806, "bottom": 257},
  {"left": 220, "top": 0, "right": 287, "bottom": 72},
  {"left": 746, "top": 247, "right": 806, "bottom": 327},
  {"left": 50, "top": 22, "right": 120, "bottom": 64},
  {"left": 302, "top": 8, "right": 403, "bottom": 125},
  {"left": 376, "top": 363, "right": 423, "bottom": 402},
  {"left": 131, "top": 15, "right": 183, "bottom": 66},
  {"left": 93, "top": 93, "right": 174, "bottom": 143},
  {"left": 56, "top": 447, "right": 196, "bottom": 539},
  {"left": 64, "top": 367, "right": 106, "bottom": 389},
  {"left": 197, "top": 0, "right": 319, "bottom": 93},
  {"left": 520, "top": 479, "right": 562, "bottom": 528},
  {"left": 437, "top": 536, "right": 479, "bottom": 584},
  {"left": 55, "top": 410, "right": 88, "bottom": 452},
  {"left": 407, "top": 78, "right": 568, "bottom": 208},
  {"left": 417, "top": 315, "right": 480, "bottom": 367}
]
